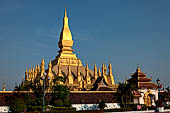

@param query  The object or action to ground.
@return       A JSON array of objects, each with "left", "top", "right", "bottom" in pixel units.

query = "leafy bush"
[
  {"left": 98, "top": 100, "right": 106, "bottom": 110},
  {"left": 155, "top": 99, "right": 164, "bottom": 107},
  {"left": 27, "top": 106, "right": 42, "bottom": 112},
  {"left": 45, "top": 106, "right": 76, "bottom": 113},
  {"left": 53, "top": 99, "right": 64, "bottom": 107},
  {"left": 10, "top": 98, "right": 27, "bottom": 113}
]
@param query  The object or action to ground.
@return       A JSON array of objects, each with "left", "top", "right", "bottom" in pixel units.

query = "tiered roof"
[{"left": 127, "top": 67, "right": 157, "bottom": 89}]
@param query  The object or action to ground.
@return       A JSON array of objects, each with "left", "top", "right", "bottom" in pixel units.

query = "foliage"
[
  {"left": 53, "top": 99, "right": 64, "bottom": 107},
  {"left": 27, "top": 106, "right": 42, "bottom": 112},
  {"left": 51, "top": 76, "right": 70, "bottom": 107},
  {"left": 115, "top": 82, "right": 137, "bottom": 108},
  {"left": 10, "top": 98, "right": 27, "bottom": 113},
  {"left": 98, "top": 100, "right": 106, "bottom": 110},
  {"left": 14, "top": 80, "right": 34, "bottom": 91},
  {"left": 155, "top": 99, "right": 164, "bottom": 107},
  {"left": 44, "top": 106, "right": 76, "bottom": 113}
]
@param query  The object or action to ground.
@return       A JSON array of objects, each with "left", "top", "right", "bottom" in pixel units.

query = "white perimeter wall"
[
  {"left": 138, "top": 89, "right": 158, "bottom": 105},
  {"left": 72, "top": 103, "right": 120, "bottom": 111},
  {"left": 0, "top": 106, "right": 9, "bottom": 113}
]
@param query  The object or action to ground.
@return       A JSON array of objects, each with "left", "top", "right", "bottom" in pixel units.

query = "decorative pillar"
[
  {"left": 28, "top": 67, "right": 31, "bottom": 81},
  {"left": 108, "top": 62, "right": 115, "bottom": 84},
  {"left": 102, "top": 64, "right": 108, "bottom": 83},
  {"left": 98, "top": 68, "right": 101, "bottom": 77},
  {"left": 25, "top": 68, "right": 28, "bottom": 81},
  {"left": 37, "top": 64, "right": 40, "bottom": 74},
  {"left": 48, "top": 60, "right": 54, "bottom": 86},
  {"left": 94, "top": 64, "right": 98, "bottom": 80},
  {"left": 41, "top": 58, "right": 45, "bottom": 77},
  {"left": 102, "top": 64, "right": 105, "bottom": 76},
  {"left": 77, "top": 63, "right": 83, "bottom": 89},
  {"left": 86, "top": 62, "right": 91, "bottom": 85},
  {"left": 32, "top": 67, "right": 35, "bottom": 81},
  {"left": 3, "top": 83, "right": 5, "bottom": 91},
  {"left": 68, "top": 63, "right": 73, "bottom": 84},
  {"left": 58, "top": 62, "right": 63, "bottom": 77},
  {"left": 34, "top": 65, "right": 37, "bottom": 78}
]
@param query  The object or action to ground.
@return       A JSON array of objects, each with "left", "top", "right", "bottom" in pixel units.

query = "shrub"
[
  {"left": 155, "top": 99, "right": 164, "bottom": 107},
  {"left": 10, "top": 98, "right": 27, "bottom": 113},
  {"left": 63, "top": 97, "right": 70, "bottom": 107},
  {"left": 53, "top": 99, "right": 64, "bottom": 107}
]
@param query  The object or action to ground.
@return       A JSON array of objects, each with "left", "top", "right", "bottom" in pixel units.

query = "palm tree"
[{"left": 116, "top": 82, "right": 137, "bottom": 108}]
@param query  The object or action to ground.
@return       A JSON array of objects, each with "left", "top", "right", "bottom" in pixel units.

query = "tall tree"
[{"left": 116, "top": 82, "right": 137, "bottom": 108}]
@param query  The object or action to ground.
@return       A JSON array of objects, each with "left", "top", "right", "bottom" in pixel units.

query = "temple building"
[
  {"left": 127, "top": 66, "right": 158, "bottom": 106},
  {"left": 24, "top": 9, "right": 117, "bottom": 91}
]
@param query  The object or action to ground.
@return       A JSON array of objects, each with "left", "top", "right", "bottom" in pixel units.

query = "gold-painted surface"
[{"left": 108, "top": 62, "right": 115, "bottom": 84}]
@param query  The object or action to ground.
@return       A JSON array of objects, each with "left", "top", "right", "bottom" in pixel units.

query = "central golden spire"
[
  {"left": 58, "top": 8, "right": 73, "bottom": 48},
  {"left": 56, "top": 9, "right": 82, "bottom": 66}
]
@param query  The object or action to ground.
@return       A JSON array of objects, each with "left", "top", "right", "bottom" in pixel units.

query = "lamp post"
[
  {"left": 41, "top": 72, "right": 46, "bottom": 112},
  {"left": 157, "top": 78, "right": 161, "bottom": 100},
  {"left": 41, "top": 72, "right": 51, "bottom": 112}
]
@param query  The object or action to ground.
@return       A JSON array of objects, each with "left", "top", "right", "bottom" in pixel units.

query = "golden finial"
[
  {"left": 136, "top": 65, "right": 141, "bottom": 72},
  {"left": 98, "top": 68, "right": 101, "bottom": 76},
  {"left": 41, "top": 57, "right": 45, "bottom": 65},
  {"left": 25, "top": 68, "right": 28, "bottom": 73},
  {"left": 86, "top": 62, "right": 88, "bottom": 69},
  {"left": 35, "top": 65, "right": 37, "bottom": 70},
  {"left": 102, "top": 64, "right": 105, "bottom": 76},
  {"left": 108, "top": 62, "right": 115, "bottom": 84},
  {"left": 32, "top": 67, "right": 34, "bottom": 72},
  {"left": 94, "top": 64, "right": 98, "bottom": 80},
  {"left": 109, "top": 62, "right": 112, "bottom": 68},
  {"left": 49, "top": 60, "right": 52, "bottom": 67},
  {"left": 3, "top": 83, "right": 5, "bottom": 91},
  {"left": 29, "top": 67, "right": 31, "bottom": 73},
  {"left": 65, "top": 8, "right": 68, "bottom": 18},
  {"left": 38, "top": 64, "right": 40, "bottom": 70}
]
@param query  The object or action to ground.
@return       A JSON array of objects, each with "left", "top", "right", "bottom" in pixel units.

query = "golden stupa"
[{"left": 24, "top": 9, "right": 116, "bottom": 91}]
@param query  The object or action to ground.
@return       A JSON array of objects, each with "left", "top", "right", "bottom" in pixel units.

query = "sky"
[{"left": 0, "top": 0, "right": 170, "bottom": 90}]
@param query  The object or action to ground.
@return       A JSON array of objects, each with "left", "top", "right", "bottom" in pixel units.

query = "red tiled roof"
[{"left": 139, "top": 82, "right": 157, "bottom": 89}]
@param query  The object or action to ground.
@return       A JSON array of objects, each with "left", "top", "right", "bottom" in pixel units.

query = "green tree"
[
  {"left": 116, "top": 82, "right": 137, "bottom": 108},
  {"left": 51, "top": 76, "right": 70, "bottom": 107},
  {"left": 10, "top": 98, "right": 27, "bottom": 113}
]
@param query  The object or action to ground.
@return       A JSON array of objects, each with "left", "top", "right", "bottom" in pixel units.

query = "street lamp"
[
  {"left": 41, "top": 72, "right": 51, "bottom": 112},
  {"left": 157, "top": 78, "right": 161, "bottom": 100},
  {"left": 41, "top": 72, "right": 47, "bottom": 112}
]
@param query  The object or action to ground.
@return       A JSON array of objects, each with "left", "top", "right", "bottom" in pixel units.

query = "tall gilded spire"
[
  {"left": 37, "top": 64, "right": 40, "bottom": 73},
  {"left": 32, "top": 67, "right": 35, "bottom": 80},
  {"left": 86, "top": 62, "right": 91, "bottom": 85},
  {"left": 77, "top": 62, "right": 81, "bottom": 82},
  {"left": 94, "top": 64, "right": 98, "bottom": 80},
  {"left": 68, "top": 63, "right": 73, "bottom": 84},
  {"left": 108, "top": 62, "right": 115, "bottom": 84},
  {"left": 41, "top": 58, "right": 45, "bottom": 76},
  {"left": 102, "top": 64, "right": 105, "bottom": 76},
  {"left": 58, "top": 8, "right": 73, "bottom": 48},
  {"left": 48, "top": 60, "right": 52, "bottom": 73},
  {"left": 56, "top": 9, "right": 82, "bottom": 67},
  {"left": 34, "top": 65, "right": 37, "bottom": 78},
  {"left": 98, "top": 68, "right": 101, "bottom": 76}
]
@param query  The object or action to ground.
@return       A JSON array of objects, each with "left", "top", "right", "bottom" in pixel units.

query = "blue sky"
[{"left": 0, "top": 0, "right": 170, "bottom": 90}]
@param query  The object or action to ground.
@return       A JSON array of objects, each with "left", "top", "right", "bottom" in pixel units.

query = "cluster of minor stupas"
[{"left": 24, "top": 9, "right": 117, "bottom": 91}]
